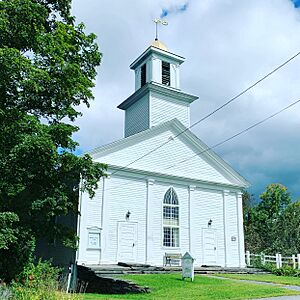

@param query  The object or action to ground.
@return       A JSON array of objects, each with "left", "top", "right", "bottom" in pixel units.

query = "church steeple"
[
  {"left": 118, "top": 41, "right": 198, "bottom": 138},
  {"left": 130, "top": 40, "right": 183, "bottom": 90}
]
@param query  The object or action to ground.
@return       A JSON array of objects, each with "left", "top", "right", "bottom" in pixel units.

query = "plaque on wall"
[{"left": 88, "top": 232, "right": 100, "bottom": 249}]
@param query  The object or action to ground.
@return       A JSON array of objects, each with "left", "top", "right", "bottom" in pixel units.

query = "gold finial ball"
[{"left": 151, "top": 39, "right": 168, "bottom": 51}]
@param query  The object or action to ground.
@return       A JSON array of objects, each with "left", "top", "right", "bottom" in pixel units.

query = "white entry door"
[
  {"left": 117, "top": 222, "right": 138, "bottom": 263},
  {"left": 202, "top": 228, "right": 217, "bottom": 266}
]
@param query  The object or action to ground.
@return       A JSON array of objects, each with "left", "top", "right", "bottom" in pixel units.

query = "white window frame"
[{"left": 162, "top": 187, "right": 180, "bottom": 248}]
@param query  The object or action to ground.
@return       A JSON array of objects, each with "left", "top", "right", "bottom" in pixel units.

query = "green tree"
[
  {"left": 258, "top": 183, "right": 291, "bottom": 218},
  {"left": 244, "top": 184, "right": 291, "bottom": 254},
  {"left": 273, "top": 201, "right": 300, "bottom": 255},
  {"left": 0, "top": 0, "right": 106, "bottom": 280},
  {"left": 242, "top": 190, "right": 263, "bottom": 253}
]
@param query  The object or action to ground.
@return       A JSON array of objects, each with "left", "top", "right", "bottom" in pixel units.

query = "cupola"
[
  {"left": 130, "top": 39, "right": 184, "bottom": 90},
  {"left": 118, "top": 40, "right": 198, "bottom": 138}
]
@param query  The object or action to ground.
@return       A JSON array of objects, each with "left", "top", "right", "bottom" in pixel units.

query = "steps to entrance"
[{"left": 84, "top": 263, "right": 269, "bottom": 277}]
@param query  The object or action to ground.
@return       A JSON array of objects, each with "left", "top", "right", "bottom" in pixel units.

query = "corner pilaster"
[
  {"left": 146, "top": 178, "right": 155, "bottom": 264},
  {"left": 188, "top": 185, "right": 196, "bottom": 254},
  {"left": 237, "top": 192, "right": 246, "bottom": 267},
  {"left": 223, "top": 190, "right": 230, "bottom": 267}
]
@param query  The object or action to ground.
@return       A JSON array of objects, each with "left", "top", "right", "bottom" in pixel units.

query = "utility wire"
[
  {"left": 165, "top": 98, "right": 300, "bottom": 170},
  {"left": 109, "top": 50, "right": 300, "bottom": 176},
  {"left": 103, "top": 98, "right": 300, "bottom": 192}
]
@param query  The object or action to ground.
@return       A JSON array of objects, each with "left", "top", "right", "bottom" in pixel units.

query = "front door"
[
  {"left": 117, "top": 222, "right": 138, "bottom": 263},
  {"left": 202, "top": 228, "right": 217, "bottom": 266}
]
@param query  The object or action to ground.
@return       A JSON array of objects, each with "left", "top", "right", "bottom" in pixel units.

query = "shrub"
[
  {"left": 10, "top": 260, "right": 81, "bottom": 300},
  {"left": 262, "top": 263, "right": 300, "bottom": 277},
  {"left": 0, "top": 229, "right": 36, "bottom": 282},
  {"left": 16, "top": 259, "right": 60, "bottom": 290}
]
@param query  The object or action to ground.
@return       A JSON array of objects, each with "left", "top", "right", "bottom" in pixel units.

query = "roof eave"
[
  {"left": 130, "top": 46, "right": 185, "bottom": 70},
  {"left": 107, "top": 164, "right": 249, "bottom": 189},
  {"left": 117, "top": 82, "right": 198, "bottom": 110}
]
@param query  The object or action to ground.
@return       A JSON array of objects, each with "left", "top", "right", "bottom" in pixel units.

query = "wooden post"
[
  {"left": 261, "top": 253, "right": 265, "bottom": 266},
  {"left": 246, "top": 251, "right": 251, "bottom": 266},
  {"left": 297, "top": 254, "right": 300, "bottom": 270},
  {"left": 292, "top": 255, "right": 296, "bottom": 269},
  {"left": 276, "top": 253, "right": 279, "bottom": 269},
  {"left": 278, "top": 254, "right": 282, "bottom": 268}
]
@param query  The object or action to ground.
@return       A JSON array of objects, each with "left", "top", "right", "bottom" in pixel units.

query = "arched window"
[{"left": 163, "top": 187, "right": 179, "bottom": 247}]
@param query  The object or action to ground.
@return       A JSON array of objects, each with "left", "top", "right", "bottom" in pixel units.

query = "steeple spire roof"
[{"left": 151, "top": 39, "right": 168, "bottom": 52}]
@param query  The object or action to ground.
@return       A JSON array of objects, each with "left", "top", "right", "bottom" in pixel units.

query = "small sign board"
[
  {"left": 88, "top": 232, "right": 100, "bottom": 249},
  {"left": 182, "top": 252, "right": 195, "bottom": 281}
]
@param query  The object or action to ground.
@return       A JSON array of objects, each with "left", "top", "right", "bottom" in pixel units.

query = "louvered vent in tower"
[
  {"left": 162, "top": 61, "right": 170, "bottom": 86},
  {"left": 141, "top": 64, "right": 146, "bottom": 87}
]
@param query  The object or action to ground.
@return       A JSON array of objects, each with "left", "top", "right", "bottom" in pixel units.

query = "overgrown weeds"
[{"left": 1, "top": 260, "right": 81, "bottom": 300}]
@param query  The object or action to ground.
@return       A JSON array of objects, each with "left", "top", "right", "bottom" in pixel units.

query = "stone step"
[
  {"left": 90, "top": 265, "right": 270, "bottom": 277},
  {"left": 94, "top": 268, "right": 270, "bottom": 277}
]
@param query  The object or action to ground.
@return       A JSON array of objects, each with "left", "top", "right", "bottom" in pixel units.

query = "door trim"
[
  {"left": 202, "top": 228, "right": 217, "bottom": 266},
  {"left": 117, "top": 221, "right": 138, "bottom": 263}
]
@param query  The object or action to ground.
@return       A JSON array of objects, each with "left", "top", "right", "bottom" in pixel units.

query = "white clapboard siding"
[
  {"left": 191, "top": 188, "right": 225, "bottom": 266},
  {"left": 225, "top": 192, "right": 239, "bottom": 267},
  {"left": 77, "top": 178, "right": 103, "bottom": 265},
  {"left": 147, "top": 182, "right": 189, "bottom": 265},
  {"left": 150, "top": 95, "right": 189, "bottom": 128},
  {"left": 100, "top": 176, "right": 147, "bottom": 264},
  {"left": 125, "top": 94, "right": 149, "bottom": 137},
  {"left": 95, "top": 129, "right": 232, "bottom": 185}
]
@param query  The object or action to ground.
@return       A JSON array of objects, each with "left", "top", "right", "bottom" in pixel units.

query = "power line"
[
  {"left": 165, "top": 98, "right": 300, "bottom": 170},
  {"left": 110, "top": 50, "right": 300, "bottom": 176},
  {"left": 103, "top": 98, "right": 300, "bottom": 192}
]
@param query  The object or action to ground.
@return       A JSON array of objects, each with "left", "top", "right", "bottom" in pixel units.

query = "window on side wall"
[{"left": 163, "top": 187, "right": 179, "bottom": 247}]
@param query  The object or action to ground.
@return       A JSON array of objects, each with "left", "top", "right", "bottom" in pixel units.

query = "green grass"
[
  {"left": 80, "top": 274, "right": 300, "bottom": 300},
  {"left": 215, "top": 273, "right": 300, "bottom": 286}
]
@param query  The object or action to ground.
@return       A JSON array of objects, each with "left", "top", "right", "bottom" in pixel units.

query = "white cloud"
[{"left": 71, "top": 0, "right": 300, "bottom": 199}]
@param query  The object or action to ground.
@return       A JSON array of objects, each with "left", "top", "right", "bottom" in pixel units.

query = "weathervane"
[{"left": 153, "top": 18, "right": 168, "bottom": 41}]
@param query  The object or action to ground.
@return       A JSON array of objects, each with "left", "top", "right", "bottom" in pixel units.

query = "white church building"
[{"left": 77, "top": 40, "right": 249, "bottom": 268}]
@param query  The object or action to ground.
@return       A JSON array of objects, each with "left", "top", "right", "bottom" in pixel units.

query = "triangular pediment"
[{"left": 89, "top": 119, "right": 249, "bottom": 188}]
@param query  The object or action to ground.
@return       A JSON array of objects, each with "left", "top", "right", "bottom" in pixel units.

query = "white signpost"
[{"left": 182, "top": 252, "right": 195, "bottom": 281}]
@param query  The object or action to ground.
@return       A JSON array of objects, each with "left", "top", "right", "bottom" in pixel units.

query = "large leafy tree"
[
  {"left": 243, "top": 184, "right": 292, "bottom": 254},
  {"left": 273, "top": 201, "right": 300, "bottom": 255},
  {"left": 255, "top": 183, "right": 291, "bottom": 252},
  {"left": 242, "top": 190, "right": 263, "bottom": 253},
  {"left": 0, "top": 0, "right": 106, "bottom": 280}
]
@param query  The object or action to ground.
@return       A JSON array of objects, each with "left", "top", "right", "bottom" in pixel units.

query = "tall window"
[
  {"left": 163, "top": 187, "right": 179, "bottom": 247},
  {"left": 162, "top": 61, "right": 170, "bottom": 86},
  {"left": 141, "top": 63, "right": 146, "bottom": 87}
]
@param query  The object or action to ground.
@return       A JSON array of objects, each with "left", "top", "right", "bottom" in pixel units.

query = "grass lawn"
[
  {"left": 80, "top": 274, "right": 299, "bottom": 300},
  {"left": 215, "top": 273, "right": 300, "bottom": 286}
]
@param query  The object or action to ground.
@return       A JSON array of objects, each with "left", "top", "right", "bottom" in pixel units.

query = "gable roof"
[{"left": 88, "top": 119, "right": 250, "bottom": 188}]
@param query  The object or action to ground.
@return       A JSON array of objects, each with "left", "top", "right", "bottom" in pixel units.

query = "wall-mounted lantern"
[
  {"left": 208, "top": 219, "right": 212, "bottom": 228},
  {"left": 125, "top": 210, "right": 131, "bottom": 221}
]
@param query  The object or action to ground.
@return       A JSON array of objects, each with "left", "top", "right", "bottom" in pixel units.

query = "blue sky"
[
  {"left": 160, "top": 2, "right": 189, "bottom": 18},
  {"left": 292, "top": 0, "right": 300, "bottom": 7}
]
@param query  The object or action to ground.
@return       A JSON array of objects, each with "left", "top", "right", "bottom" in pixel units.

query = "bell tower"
[
  {"left": 132, "top": 40, "right": 182, "bottom": 90},
  {"left": 118, "top": 40, "right": 198, "bottom": 138}
]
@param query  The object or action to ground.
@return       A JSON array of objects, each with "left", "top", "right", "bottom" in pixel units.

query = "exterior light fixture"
[
  {"left": 208, "top": 219, "right": 212, "bottom": 227},
  {"left": 125, "top": 210, "right": 131, "bottom": 221}
]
